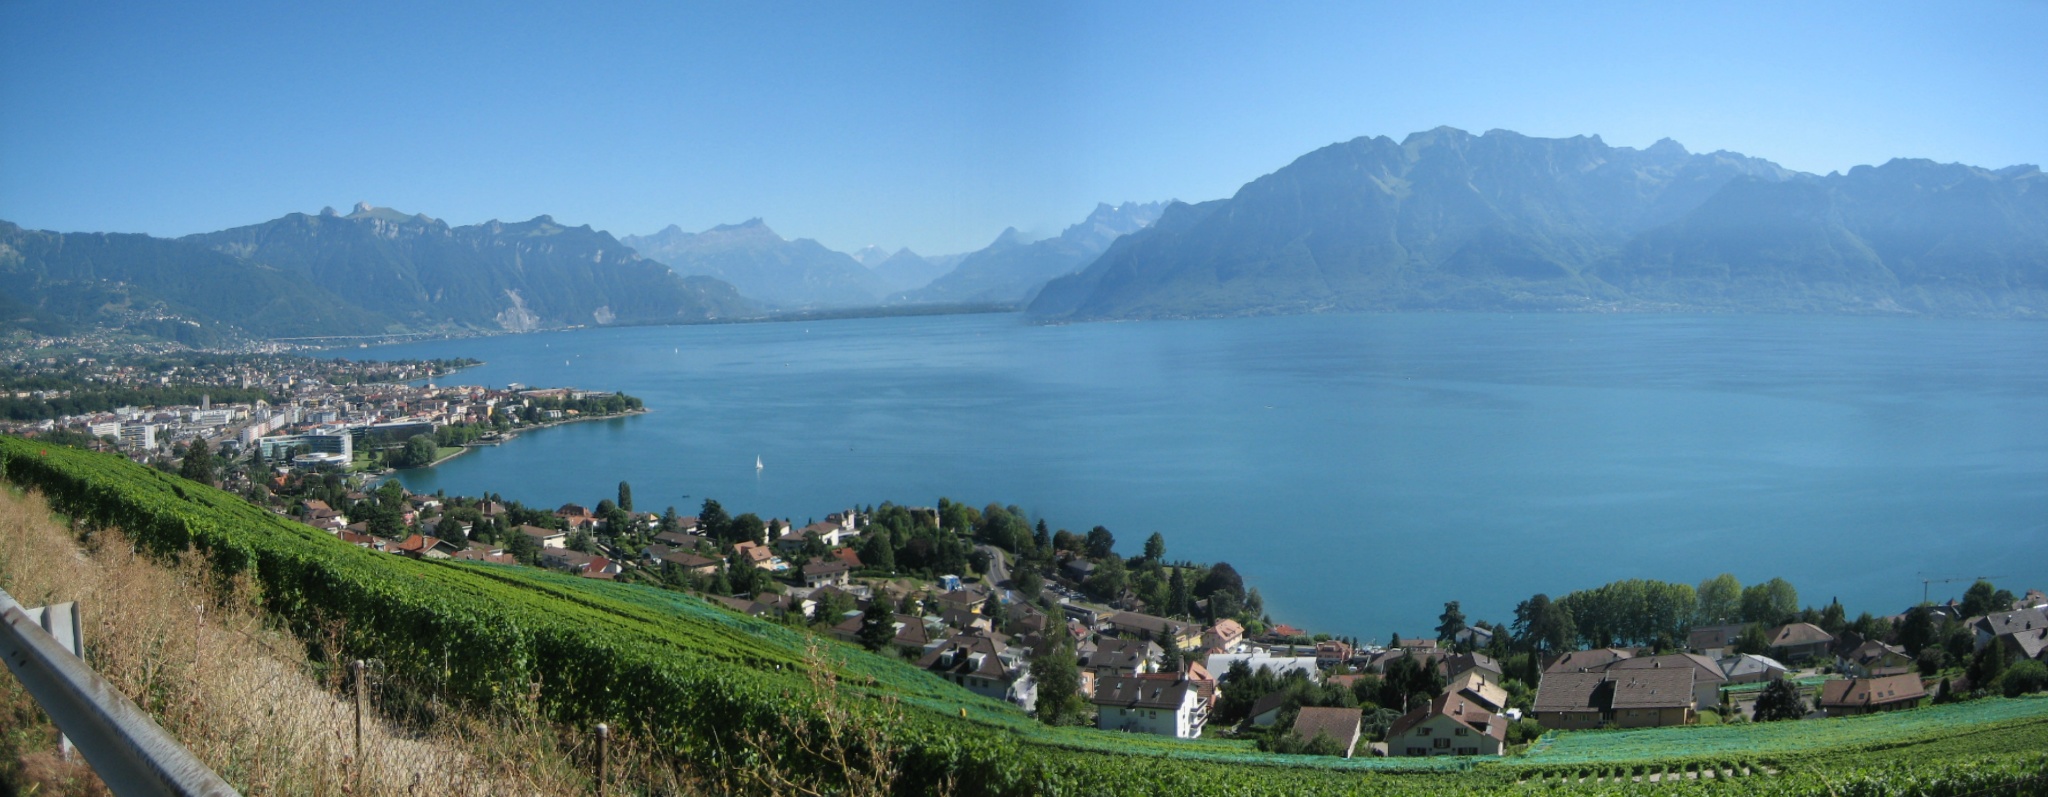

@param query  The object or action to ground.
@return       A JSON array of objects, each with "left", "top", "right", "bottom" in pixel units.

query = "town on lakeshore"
[{"left": 7, "top": 350, "right": 2042, "bottom": 761}]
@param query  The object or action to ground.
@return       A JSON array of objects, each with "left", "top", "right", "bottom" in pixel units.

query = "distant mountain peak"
[{"left": 1646, "top": 137, "right": 1690, "bottom": 157}]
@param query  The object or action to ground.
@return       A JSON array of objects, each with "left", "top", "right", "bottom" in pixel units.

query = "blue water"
[{"left": 367, "top": 312, "right": 2048, "bottom": 640}]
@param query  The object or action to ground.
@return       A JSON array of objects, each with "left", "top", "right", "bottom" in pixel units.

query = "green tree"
[
  {"left": 392, "top": 434, "right": 438, "bottom": 468},
  {"left": 1143, "top": 532, "right": 1166, "bottom": 562},
  {"left": 1031, "top": 637, "right": 1089, "bottom": 726},
  {"left": 1695, "top": 573, "right": 1742, "bottom": 626},
  {"left": 810, "top": 589, "right": 856, "bottom": 626},
  {"left": 1512, "top": 594, "right": 1574, "bottom": 654},
  {"left": 1899, "top": 606, "right": 1937, "bottom": 655},
  {"left": 698, "top": 498, "right": 731, "bottom": 541},
  {"left": 1735, "top": 623, "right": 1772, "bottom": 656},
  {"left": 617, "top": 480, "right": 633, "bottom": 513},
  {"left": 1753, "top": 677, "right": 1808, "bottom": 721},
  {"left": 1084, "top": 526, "right": 1116, "bottom": 559},
  {"left": 506, "top": 529, "right": 539, "bottom": 565},
  {"left": 1083, "top": 555, "right": 1128, "bottom": 602},
  {"left": 1969, "top": 636, "right": 2009, "bottom": 691},
  {"left": 857, "top": 610, "right": 896, "bottom": 652},
  {"left": 1740, "top": 578, "right": 1799, "bottom": 625},
  {"left": 178, "top": 437, "right": 215, "bottom": 485},
  {"left": 1436, "top": 601, "right": 1467, "bottom": 644},
  {"left": 1166, "top": 567, "right": 1191, "bottom": 618},
  {"left": 1960, "top": 580, "right": 2017, "bottom": 619},
  {"left": 1818, "top": 600, "right": 1847, "bottom": 636}
]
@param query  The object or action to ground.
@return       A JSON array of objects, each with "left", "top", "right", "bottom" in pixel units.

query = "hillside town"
[{"left": 243, "top": 459, "right": 2048, "bottom": 759}]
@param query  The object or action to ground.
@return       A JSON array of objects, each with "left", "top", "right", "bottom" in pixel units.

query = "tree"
[
  {"left": 1740, "top": 578, "right": 1799, "bottom": 625},
  {"left": 617, "top": 481, "right": 633, "bottom": 513},
  {"left": 1818, "top": 600, "right": 1847, "bottom": 636},
  {"left": 1735, "top": 623, "right": 1772, "bottom": 656},
  {"left": 857, "top": 610, "right": 896, "bottom": 652},
  {"left": 811, "top": 589, "right": 856, "bottom": 626},
  {"left": 1436, "top": 601, "right": 1467, "bottom": 644},
  {"left": 1084, "top": 526, "right": 1116, "bottom": 560},
  {"left": 1032, "top": 519, "right": 1051, "bottom": 551},
  {"left": 178, "top": 437, "right": 215, "bottom": 485},
  {"left": 1166, "top": 567, "right": 1192, "bottom": 618},
  {"left": 1512, "top": 594, "right": 1574, "bottom": 654},
  {"left": 1013, "top": 565, "right": 1043, "bottom": 598},
  {"left": 391, "top": 434, "right": 438, "bottom": 469},
  {"left": 1960, "top": 580, "right": 2017, "bottom": 619},
  {"left": 1143, "top": 532, "right": 1166, "bottom": 562},
  {"left": 1031, "top": 637, "right": 1089, "bottom": 726},
  {"left": 1083, "top": 555, "right": 1128, "bottom": 602},
  {"left": 506, "top": 529, "right": 539, "bottom": 566},
  {"left": 699, "top": 499, "right": 732, "bottom": 541},
  {"left": 1753, "top": 677, "right": 1807, "bottom": 721},
  {"left": 1899, "top": 606, "right": 1937, "bottom": 655},
  {"left": 1969, "top": 636, "right": 2009, "bottom": 692},
  {"left": 1695, "top": 573, "right": 1742, "bottom": 626},
  {"left": 567, "top": 529, "right": 597, "bottom": 554},
  {"left": 1195, "top": 562, "right": 1245, "bottom": 601}
]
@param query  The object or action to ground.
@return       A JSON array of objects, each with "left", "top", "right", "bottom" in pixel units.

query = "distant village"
[{"left": 6, "top": 352, "right": 2047, "bottom": 760}]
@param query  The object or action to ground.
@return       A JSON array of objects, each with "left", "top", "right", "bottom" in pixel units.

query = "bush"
[
  {"left": 2002, "top": 660, "right": 2048, "bottom": 698},
  {"left": 1508, "top": 717, "right": 1546, "bottom": 744}
]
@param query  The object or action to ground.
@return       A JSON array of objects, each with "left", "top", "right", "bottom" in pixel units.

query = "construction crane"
[{"left": 1919, "top": 574, "right": 2007, "bottom": 606}]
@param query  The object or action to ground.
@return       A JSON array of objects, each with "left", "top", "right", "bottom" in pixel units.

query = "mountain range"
[
  {"left": 1030, "top": 127, "right": 2048, "bottom": 320},
  {"left": 898, "top": 202, "right": 1168, "bottom": 305},
  {"left": 0, "top": 203, "right": 754, "bottom": 340},
  {"left": 621, "top": 220, "right": 895, "bottom": 308}
]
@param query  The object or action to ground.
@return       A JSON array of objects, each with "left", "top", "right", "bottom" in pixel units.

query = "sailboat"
[{"left": 755, "top": 455, "right": 764, "bottom": 471}]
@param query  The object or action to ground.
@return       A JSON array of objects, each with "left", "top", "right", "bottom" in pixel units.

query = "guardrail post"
[
  {"left": 595, "top": 722, "right": 610, "bottom": 794},
  {"left": 351, "top": 659, "right": 365, "bottom": 791},
  {"left": 0, "top": 588, "right": 238, "bottom": 796}
]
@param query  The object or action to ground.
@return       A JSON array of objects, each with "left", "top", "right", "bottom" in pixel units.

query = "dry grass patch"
[{"left": 0, "top": 485, "right": 701, "bottom": 796}]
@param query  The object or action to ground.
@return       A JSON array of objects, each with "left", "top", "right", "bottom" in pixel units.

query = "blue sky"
[{"left": 3, "top": 1, "right": 2043, "bottom": 254}]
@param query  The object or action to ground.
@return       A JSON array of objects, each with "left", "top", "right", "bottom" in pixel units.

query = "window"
[
  {"left": 1417, "top": 727, "right": 1432, "bottom": 736},
  {"left": 1407, "top": 747, "right": 1426, "bottom": 756},
  {"left": 1454, "top": 727, "right": 1468, "bottom": 736},
  {"left": 1434, "top": 738, "right": 1450, "bottom": 749}
]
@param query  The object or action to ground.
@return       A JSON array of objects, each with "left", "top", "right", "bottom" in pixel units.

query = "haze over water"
[{"left": 376, "top": 312, "right": 2048, "bottom": 639}]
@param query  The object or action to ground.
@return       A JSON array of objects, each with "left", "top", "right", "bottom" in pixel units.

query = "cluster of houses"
[
  {"left": 288, "top": 483, "right": 2048, "bottom": 759},
  {"left": 1530, "top": 600, "right": 2048, "bottom": 733}
]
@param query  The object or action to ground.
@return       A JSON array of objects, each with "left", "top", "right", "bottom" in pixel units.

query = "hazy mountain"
[
  {"left": 903, "top": 201, "right": 1168, "bottom": 305},
  {"left": 0, "top": 203, "right": 754, "bottom": 341},
  {"left": 0, "top": 219, "right": 384, "bottom": 341},
  {"left": 183, "top": 203, "right": 755, "bottom": 333},
  {"left": 866, "top": 248, "right": 949, "bottom": 293},
  {"left": 622, "top": 219, "right": 892, "bottom": 307},
  {"left": 1029, "top": 128, "right": 2046, "bottom": 320},
  {"left": 850, "top": 244, "right": 893, "bottom": 267}
]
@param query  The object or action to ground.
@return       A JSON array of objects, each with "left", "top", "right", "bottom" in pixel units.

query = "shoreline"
[{"left": 387, "top": 407, "right": 650, "bottom": 475}]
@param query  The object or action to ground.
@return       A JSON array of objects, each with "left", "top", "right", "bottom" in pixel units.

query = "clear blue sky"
[{"left": 3, "top": 1, "right": 2043, "bottom": 254}]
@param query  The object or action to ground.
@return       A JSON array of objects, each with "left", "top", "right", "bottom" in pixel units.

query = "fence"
[{"left": 0, "top": 587, "right": 238, "bottom": 796}]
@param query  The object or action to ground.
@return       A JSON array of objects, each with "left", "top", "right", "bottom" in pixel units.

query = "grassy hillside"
[{"left": 1, "top": 435, "right": 2044, "bottom": 795}]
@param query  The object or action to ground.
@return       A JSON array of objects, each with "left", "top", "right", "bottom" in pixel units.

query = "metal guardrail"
[{"left": 0, "top": 587, "right": 239, "bottom": 796}]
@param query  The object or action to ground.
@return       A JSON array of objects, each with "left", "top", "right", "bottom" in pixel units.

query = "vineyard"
[{"left": 3, "top": 434, "right": 2046, "bottom": 796}]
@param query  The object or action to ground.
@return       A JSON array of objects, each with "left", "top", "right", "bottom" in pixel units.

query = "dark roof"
[
  {"left": 1545, "top": 648, "right": 1632, "bottom": 674},
  {"left": 1108, "top": 611, "right": 1196, "bottom": 639},
  {"left": 1607, "top": 668, "right": 1695, "bottom": 710},
  {"left": 1093, "top": 675, "right": 1196, "bottom": 711},
  {"left": 1246, "top": 690, "right": 1292, "bottom": 721},
  {"left": 1532, "top": 671, "right": 1612, "bottom": 713},
  {"left": 1086, "top": 638, "right": 1158, "bottom": 673},
  {"left": 1445, "top": 652, "right": 1501, "bottom": 679},
  {"left": 916, "top": 631, "right": 1011, "bottom": 680},
  {"left": 1388, "top": 692, "right": 1506, "bottom": 741},
  {"left": 801, "top": 560, "right": 851, "bottom": 577},
  {"left": 1978, "top": 608, "right": 2048, "bottom": 637},
  {"left": 1688, "top": 623, "right": 1748, "bottom": 650},
  {"left": 1610, "top": 653, "right": 1726, "bottom": 684},
  {"left": 1820, "top": 674, "right": 1926, "bottom": 708},
  {"left": 1291, "top": 706, "right": 1362, "bottom": 752},
  {"left": 661, "top": 551, "right": 720, "bottom": 569},
  {"left": 1769, "top": 623, "right": 1834, "bottom": 647}
]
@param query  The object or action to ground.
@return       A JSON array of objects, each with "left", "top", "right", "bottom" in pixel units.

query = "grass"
[{"left": 0, "top": 485, "right": 672, "bottom": 796}]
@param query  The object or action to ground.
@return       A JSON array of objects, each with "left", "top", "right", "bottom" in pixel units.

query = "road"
[{"left": 975, "top": 544, "right": 1010, "bottom": 587}]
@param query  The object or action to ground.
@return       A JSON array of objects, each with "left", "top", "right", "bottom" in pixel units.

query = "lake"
[{"left": 369, "top": 312, "right": 2048, "bottom": 640}]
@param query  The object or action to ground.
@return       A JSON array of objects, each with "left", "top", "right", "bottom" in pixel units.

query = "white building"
[{"left": 1093, "top": 675, "right": 1205, "bottom": 738}]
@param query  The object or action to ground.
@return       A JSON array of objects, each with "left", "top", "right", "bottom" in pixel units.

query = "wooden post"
[
  {"left": 595, "top": 723, "right": 610, "bottom": 794},
  {"left": 351, "top": 659, "right": 366, "bottom": 790}
]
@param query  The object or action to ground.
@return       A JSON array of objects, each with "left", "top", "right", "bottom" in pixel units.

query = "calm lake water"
[{"left": 369, "top": 312, "right": 2048, "bottom": 639}]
